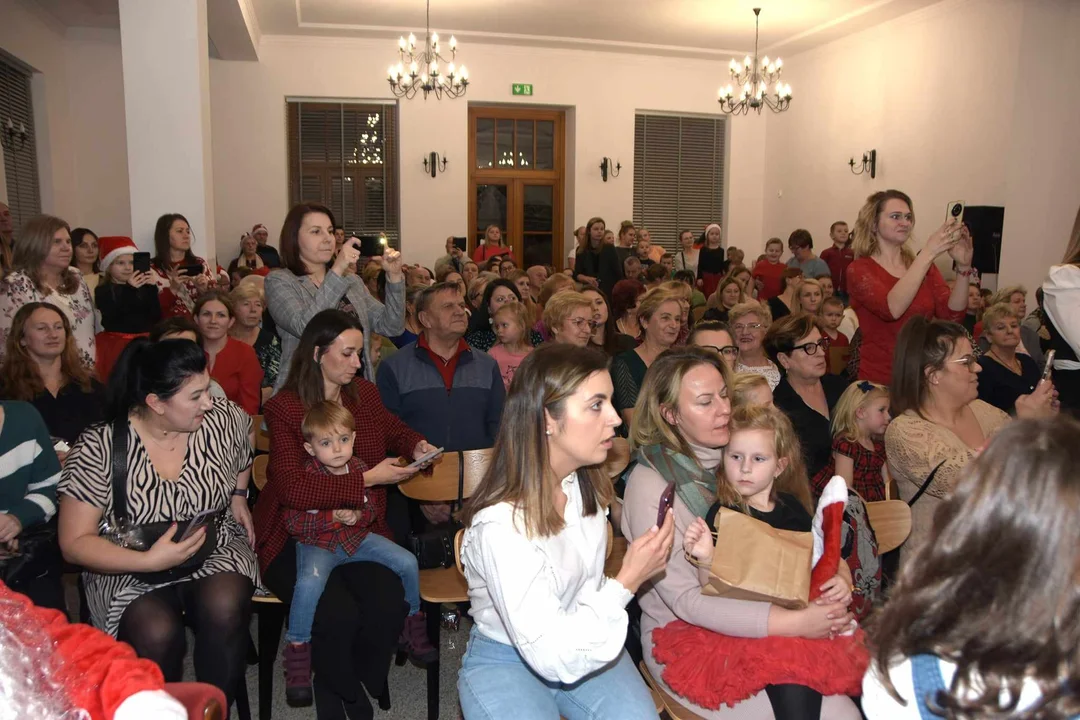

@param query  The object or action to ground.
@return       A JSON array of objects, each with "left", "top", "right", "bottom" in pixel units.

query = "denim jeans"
[
  {"left": 286, "top": 533, "right": 420, "bottom": 643},
  {"left": 457, "top": 627, "right": 658, "bottom": 720}
]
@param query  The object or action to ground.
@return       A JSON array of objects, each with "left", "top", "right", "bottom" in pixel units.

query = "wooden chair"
[
  {"left": 602, "top": 437, "right": 632, "bottom": 480},
  {"left": 865, "top": 499, "right": 912, "bottom": 554},
  {"left": 252, "top": 414, "right": 270, "bottom": 453},
  {"left": 691, "top": 305, "right": 708, "bottom": 326},
  {"left": 397, "top": 448, "right": 492, "bottom": 720},
  {"left": 829, "top": 346, "right": 852, "bottom": 376},
  {"left": 639, "top": 661, "right": 707, "bottom": 720}
]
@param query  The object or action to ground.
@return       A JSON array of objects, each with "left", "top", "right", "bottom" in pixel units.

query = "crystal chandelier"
[
  {"left": 718, "top": 8, "right": 792, "bottom": 115},
  {"left": 387, "top": 0, "right": 468, "bottom": 100}
]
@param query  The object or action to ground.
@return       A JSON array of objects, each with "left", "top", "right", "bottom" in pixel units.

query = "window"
[
  {"left": 286, "top": 100, "right": 400, "bottom": 247},
  {"left": 633, "top": 114, "right": 726, "bottom": 250},
  {"left": 0, "top": 52, "right": 41, "bottom": 230}
]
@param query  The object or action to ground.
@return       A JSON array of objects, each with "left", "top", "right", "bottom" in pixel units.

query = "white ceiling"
[{"left": 27, "top": 0, "right": 944, "bottom": 58}]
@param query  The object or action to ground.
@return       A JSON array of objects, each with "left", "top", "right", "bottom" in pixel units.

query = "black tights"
[
  {"left": 117, "top": 572, "right": 253, "bottom": 708},
  {"left": 765, "top": 683, "right": 823, "bottom": 720}
]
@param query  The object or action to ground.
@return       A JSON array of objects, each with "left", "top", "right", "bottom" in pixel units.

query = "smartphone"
[
  {"left": 52, "top": 439, "right": 70, "bottom": 454},
  {"left": 945, "top": 201, "right": 965, "bottom": 226},
  {"left": 657, "top": 481, "right": 676, "bottom": 527},
  {"left": 453, "top": 236, "right": 467, "bottom": 252},
  {"left": 405, "top": 447, "right": 444, "bottom": 471},
  {"left": 357, "top": 235, "right": 386, "bottom": 257},
  {"left": 133, "top": 252, "right": 151, "bottom": 274},
  {"left": 1042, "top": 350, "right": 1056, "bottom": 382},
  {"left": 179, "top": 264, "right": 204, "bottom": 277},
  {"left": 177, "top": 509, "right": 216, "bottom": 542}
]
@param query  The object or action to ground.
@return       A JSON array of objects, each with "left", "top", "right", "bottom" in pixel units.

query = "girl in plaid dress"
[{"left": 811, "top": 381, "right": 891, "bottom": 621}]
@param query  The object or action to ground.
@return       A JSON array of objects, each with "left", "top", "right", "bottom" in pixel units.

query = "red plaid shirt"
[
  {"left": 252, "top": 379, "right": 425, "bottom": 573},
  {"left": 281, "top": 458, "right": 377, "bottom": 555},
  {"left": 811, "top": 436, "right": 888, "bottom": 502}
]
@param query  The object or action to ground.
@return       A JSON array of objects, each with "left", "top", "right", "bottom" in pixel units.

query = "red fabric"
[
  {"left": 847, "top": 258, "right": 964, "bottom": 384},
  {"left": 0, "top": 580, "right": 165, "bottom": 720},
  {"left": 418, "top": 333, "right": 470, "bottom": 391},
  {"left": 152, "top": 258, "right": 215, "bottom": 320},
  {"left": 281, "top": 458, "right": 376, "bottom": 554},
  {"left": 253, "top": 379, "right": 424, "bottom": 573},
  {"left": 207, "top": 337, "right": 264, "bottom": 415},
  {"left": 752, "top": 259, "right": 787, "bottom": 301},
  {"left": 470, "top": 244, "right": 512, "bottom": 264},
  {"left": 825, "top": 331, "right": 849, "bottom": 348},
  {"left": 700, "top": 272, "right": 724, "bottom": 301},
  {"left": 813, "top": 438, "right": 886, "bottom": 502},
  {"left": 810, "top": 501, "right": 844, "bottom": 602},
  {"left": 652, "top": 621, "right": 869, "bottom": 710},
  {"left": 95, "top": 331, "right": 146, "bottom": 383},
  {"left": 973, "top": 320, "right": 983, "bottom": 339},
  {"left": 820, "top": 246, "right": 855, "bottom": 294}
]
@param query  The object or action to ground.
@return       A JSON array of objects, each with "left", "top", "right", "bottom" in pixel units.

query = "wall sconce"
[
  {"left": 599, "top": 157, "right": 621, "bottom": 182},
  {"left": 848, "top": 149, "right": 877, "bottom": 179},
  {"left": 423, "top": 151, "right": 448, "bottom": 178},
  {"left": 1, "top": 118, "right": 29, "bottom": 153}
]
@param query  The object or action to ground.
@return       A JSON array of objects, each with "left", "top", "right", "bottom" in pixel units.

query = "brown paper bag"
[{"left": 699, "top": 507, "right": 812, "bottom": 609}]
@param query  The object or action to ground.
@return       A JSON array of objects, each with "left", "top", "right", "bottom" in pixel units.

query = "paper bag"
[{"left": 700, "top": 506, "right": 812, "bottom": 609}]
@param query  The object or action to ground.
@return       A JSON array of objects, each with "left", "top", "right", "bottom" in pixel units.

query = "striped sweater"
[{"left": 0, "top": 401, "right": 61, "bottom": 529}]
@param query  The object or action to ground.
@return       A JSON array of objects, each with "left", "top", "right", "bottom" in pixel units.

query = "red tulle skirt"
[
  {"left": 95, "top": 332, "right": 146, "bottom": 383},
  {"left": 700, "top": 272, "right": 724, "bottom": 300},
  {"left": 651, "top": 620, "right": 870, "bottom": 710}
]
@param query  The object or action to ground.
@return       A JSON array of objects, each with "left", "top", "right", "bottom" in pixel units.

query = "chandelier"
[
  {"left": 387, "top": 0, "right": 468, "bottom": 100},
  {"left": 718, "top": 8, "right": 792, "bottom": 115}
]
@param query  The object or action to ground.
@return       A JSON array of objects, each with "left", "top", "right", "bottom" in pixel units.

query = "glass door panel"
[
  {"left": 522, "top": 184, "right": 554, "bottom": 268},
  {"left": 475, "top": 184, "right": 509, "bottom": 253}
]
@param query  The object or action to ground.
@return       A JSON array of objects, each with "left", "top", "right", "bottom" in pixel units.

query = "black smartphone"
[
  {"left": 177, "top": 509, "right": 216, "bottom": 542},
  {"left": 453, "top": 236, "right": 467, "bottom": 252},
  {"left": 657, "top": 481, "right": 676, "bottom": 527},
  {"left": 358, "top": 235, "right": 386, "bottom": 257},
  {"left": 132, "top": 252, "right": 151, "bottom": 274},
  {"left": 179, "top": 264, "right": 204, "bottom": 277}
]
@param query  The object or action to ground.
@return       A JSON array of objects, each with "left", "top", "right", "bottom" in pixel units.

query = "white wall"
[
  {"left": 209, "top": 38, "right": 768, "bottom": 267},
  {"left": 0, "top": 1, "right": 130, "bottom": 235},
  {"left": 761, "top": 0, "right": 1080, "bottom": 293}
]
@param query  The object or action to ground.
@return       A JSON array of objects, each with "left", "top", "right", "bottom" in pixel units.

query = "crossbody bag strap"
[
  {"left": 908, "top": 460, "right": 946, "bottom": 507},
  {"left": 111, "top": 419, "right": 131, "bottom": 526},
  {"left": 455, "top": 450, "right": 465, "bottom": 510}
]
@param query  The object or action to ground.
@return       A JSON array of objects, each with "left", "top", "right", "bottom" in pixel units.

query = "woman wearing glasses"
[
  {"left": 847, "top": 190, "right": 973, "bottom": 384},
  {"left": 730, "top": 303, "right": 781, "bottom": 390},
  {"left": 884, "top": 317, "right": 1053, "bottom": 561},
  {"left": 688, "top": 320, "right": 739, "bottom": 371},
  {"left": 765, "top": 314, "right": 851, "bottom": 480}
]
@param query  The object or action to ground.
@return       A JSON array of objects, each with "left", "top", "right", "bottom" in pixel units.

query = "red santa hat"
[
  {"left": 810, "top": 475, "right": 849, "bottom": 605},
  {"left": 251, "top": 223, "right": 268, "bottom": 235},
  {"left": 97, "top": 236, "right": 139, "bottom": 273}
]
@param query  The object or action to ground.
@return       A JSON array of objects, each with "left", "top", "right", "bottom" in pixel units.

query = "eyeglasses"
[
  {"left": 732, "top": 323, "right": 764, "bottom": 333},
  {"left": 568, "top": 317, "right": 599, "bottom": 331},
  {"left": 948, "top": 354, "right": 979, "bottom": 371},
  {"left": 702, "top": 345, "right": 740, "bottom": 358},
  {"left": 792, "top": 338, "right": 827, "bottom": 355}
]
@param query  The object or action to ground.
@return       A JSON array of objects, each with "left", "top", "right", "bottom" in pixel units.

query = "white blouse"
[{"left": 461, "top": 472, "right": 632, "bottom": 684}]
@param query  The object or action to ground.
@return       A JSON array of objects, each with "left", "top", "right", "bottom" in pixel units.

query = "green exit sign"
[{"left": 512, "top": 83, "right": 534, "bottom": 96}]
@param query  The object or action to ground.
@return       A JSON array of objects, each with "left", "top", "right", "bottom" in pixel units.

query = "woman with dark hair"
[
  {"left": 148, "top": 213, "right": 216, "bottom": 320},
  {"left": 767, "top": 267, "right": 804, "bottom": 322},
  {"left": 464, "top": 278, "right": 543, "bottom": 352},
  {"left": 582, "top": 286, "right": 628, "bottom": 355},
  {"left": 611, "top": 278, "right": 646, "bottom": 349},
  {"left": 193, "top": 290, "right": 263, "bottom": 415},
  {"left": 0, "top": 215, "right": 96, "bottom": 369},
  {"left": 864, "top": 417, "right": 1080, "bottom": 717},
  {"left": 574, "top": 217, "right": 622, "bottom": 297},
  {"left": 884, "top": 317, "right": 1052, "bottom": 560},
  {"left": 57, "top": 338, "right": 258, "bottom": 708},
  {"left": 0, "top": 302, "right": 104, "bottom": 447},
  {"left": 265, "top": 203, "right": 405, "bottom": 393},
  {"left": 70, "top": 227, "right": 100, "bottom": 296},
  {"left": 255, "top": 309, "right": 438, "bottom": 705},
  {"left": 847, "top": 190, "right": 972, "bottom": 384},
  {"left": 458, "top": 343, "right": 674, "bottom": 719}
]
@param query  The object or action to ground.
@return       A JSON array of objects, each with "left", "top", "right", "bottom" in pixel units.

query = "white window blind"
[
  {"left": 633, "top": 114, "right": 726, "bottom": 251},
  {"left": 286, "top": 100, "right": 400, "bottom": 248},
  {"left": 0, "top": 52, "right": 41, "bottom": 230}
]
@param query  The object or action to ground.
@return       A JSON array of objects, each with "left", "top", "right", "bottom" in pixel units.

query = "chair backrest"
[
  {"left": 454, "top": 528, "right": 465, "bottom": 574},
  {"left": 865, "top": 499, "right": 912, "bottom": 554},
  {"left": 691, "top": 305, "right": 707, "bottom": 326},
  {"left": 398, "top": 448, "right": 492, "bottom": 503},
  {"left": 253, "top": 414, "right": 270, "bottom": 452},
  {"left": 252, "top": 454, "right": 269, "bottom": 491},
  {"left": 602, "top": 437, "right": 632, "bottom": 480},
  {"left": 829, "top": 346, "right": 852, "bottom": 376}
]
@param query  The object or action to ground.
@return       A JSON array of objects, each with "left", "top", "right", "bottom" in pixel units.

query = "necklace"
[
  {"left": 134, "top": 418, "right": 183, "bottom": 452},
  {"left": 989, "top": 348, "right": 1021, "bottom": 375},
  {"left": 616, "top": 317, "right": 639, "bottom": 337}
]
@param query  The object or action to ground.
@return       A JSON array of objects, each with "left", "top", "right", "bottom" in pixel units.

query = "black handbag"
[
  {"left": 105, "top": 419, "right": 219, "bottom": 585},
  {"left": 0, "top": 517, "right": 61, "bottom": 587},
  {"left": 408, "top": 450, "right": 464, "bottom": 570}
]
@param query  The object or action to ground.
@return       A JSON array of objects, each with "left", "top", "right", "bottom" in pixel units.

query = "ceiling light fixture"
[
  {"left": 387, "top": 0, "right": 468, "bottom": 100},
  {"left": 718, "top": 8, "right": 792, "bottom": 115}
]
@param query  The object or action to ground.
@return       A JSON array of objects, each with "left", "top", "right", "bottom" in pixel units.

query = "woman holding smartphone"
[
  {"left": 149, "top": 213, "right": 217, "bottom": 320},
  {"left": 458, "top": 343, "right": 674, "bottom": 720}
]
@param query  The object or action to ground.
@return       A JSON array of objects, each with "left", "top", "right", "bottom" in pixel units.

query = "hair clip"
[{"left": 858, "top": 381, "right": 874, "bottom": 393}]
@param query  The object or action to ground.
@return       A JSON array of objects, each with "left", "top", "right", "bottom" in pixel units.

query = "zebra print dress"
[{"left": 58, "top": 398, "right": 259, "bottom": 637}]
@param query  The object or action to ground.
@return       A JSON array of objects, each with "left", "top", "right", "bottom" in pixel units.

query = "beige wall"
[
  {"left": 761, "top": 0, "right": 1080, "bottom": 293},
  {"left": 208, "top": 38, "right": 768, "bottom": 267}
]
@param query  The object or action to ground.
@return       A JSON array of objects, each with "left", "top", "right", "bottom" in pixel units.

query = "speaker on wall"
[{"left": 964, "top": 206, "right": 1004, "bottom": 275}]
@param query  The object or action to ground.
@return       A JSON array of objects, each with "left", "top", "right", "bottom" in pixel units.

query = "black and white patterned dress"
[{"left": 58, "top": 398, "right": 258, "bottom": 637}]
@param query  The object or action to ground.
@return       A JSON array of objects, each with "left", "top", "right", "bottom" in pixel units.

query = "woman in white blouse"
[{"left": 458, "top": 343, "right": 675, "bottom": 720}]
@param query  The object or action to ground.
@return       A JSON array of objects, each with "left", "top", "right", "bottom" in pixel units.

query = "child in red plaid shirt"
[
  {"left": 811, "top": 381, "right": 891, "bottom": 620},
  {"left": 284, "top": 401, "right": 433, "bottom": 664}
]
